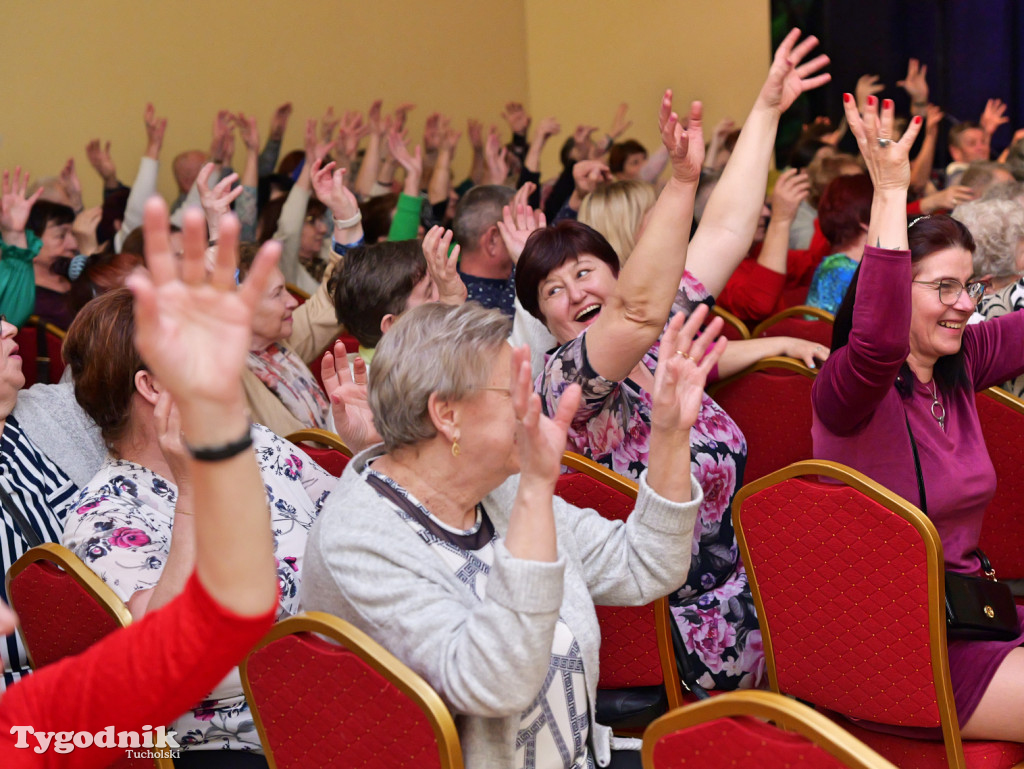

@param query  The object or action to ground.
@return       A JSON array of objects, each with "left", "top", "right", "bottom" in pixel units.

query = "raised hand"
[
  {"left": 496, "top": 200, "right": 546, "bottom": 264},
  {"left": 650, "top": 304, "right": 726, "bottom": 436},
  {"left": 210, "top": 110, "right": 235, "bottom": 164},
  {"left": 0, "top": 168, "right": 42, "bottom": 244},
  {"left": 980, "top": 98, "right": 1009, "bottom": 137},
  {"left": 510, "top": 344, "right": 582, "bottom": 487},
  {"left": 320, "top": 106, "right": 340, "bottom": 144},
  {"left": 60, "top": 158, "right": 83, "bottom": 213},
  {"left": 925, "top": 103, "right": 945, "bottom": 137},
  {"left": 422, "top": 226, "right": 466, "bottom": 306},
  {"left": 501, "top": 101, "right": 531, "bottom": 136},
  {"left": 338, "top": 110, "right": 369, "bottom": 159},
  {"left": 310, "top": 159, "right": 358, "bottom": 221},
  {"left": 467, "top": 118, "right": 484, "bottom": 150},
  {"left": 305, "top": 117, "right": 336, "bottom": 164},
  {"left": 572, "top": 159, "right": 612, "bottom": 197},
  {"left": 320, "top": 340, "right": 382, "bottom": 452},
  {"left": 570, "top": 125, "right": 598, "bottom": 161},
  {"left": 440, "top": 123, "right": 462, "bottom": 156},
  {"left": 843, "top": 93, "right": 922, "bottom": 192},
  {"left": 196, "top": 163, "right": 243, "bottom": 241},
  {"left": 770, "top": 167, "right": 810, "bottom": 222},
  {"left": 367, "top": 99, "right": 384, "bottom": 136},
  {"left": 535, "top": 116, "right": 561, "bottom": 142},
  {"left": 484, "top": 127, "right": 509, "bottom": 185},
  {"left": 393, "top": 102, "right": 416, "bottom": 133},
  {"left": 237, "top": 112, "right": 260, "bottom": 153},
  {"left": 759, "top": 28, "right": 831, "bottom": 114},
  {"left": 896, "top": 58, "right": 929, "bottom": 106},
  {"left": 659, "top": 91, "right": 704, "bottom": 184},
  {"left": 126, "top": 201, "right": 279, "bottom": 408},
  {"left": 72, "top": 206, "right": 103, "bottom": 255},
  {"left": 855, "top": 74, "right": 885, "bottom": 115},
  {"left": 85, "top": 139, "right": 117, "bottom": 187},
  {"left": 423, "top": 112, "right": 444, "bottom": 153},
  {"left": 144, "top": 103, "right": 167, "bottom": 159},
  {"left": 269, "top": 102, "right": 293, "bottom": 142},
  {"left": 608, "top": 103, "right": 632, "bottom": 141}
]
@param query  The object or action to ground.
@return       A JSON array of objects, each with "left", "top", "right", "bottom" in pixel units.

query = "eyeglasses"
[{"left": 911, "top": 279, "right": 986, "bottom": 306}]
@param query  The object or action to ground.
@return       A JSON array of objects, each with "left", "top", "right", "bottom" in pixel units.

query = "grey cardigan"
[{"left": 300, "top": 446, "right": 702, "bottom": 768}]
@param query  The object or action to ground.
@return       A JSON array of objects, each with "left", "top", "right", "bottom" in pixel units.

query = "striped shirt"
[{"left": 0, "top": 414, "right": 78, "bottom": 690}]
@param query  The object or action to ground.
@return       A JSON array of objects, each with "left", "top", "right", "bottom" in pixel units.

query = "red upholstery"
[
  {"left": 8, "top": 560, "right": 122, "bottom": 669},
  {"left": 311, "top": 333, "right": 362, "bottom": 392},
  {"left": 293, "top": 443, "right": 350, "bottom": 478},
  {"left": 651, "top": 716, "right": 849, "bottom": 769},
  {"left": 757, "top": 316, "right": 833, "bottom": 347},
  {"left": 556, "top": 471, "right": 666, "bottom": 690},
  {"left": 974, "top": 391, "right": 1024, "bottom": 579},
  {"left": 830, "top": 713, "right": 1024, "bottom": 769},
  {"left": 710, "top": 367, "right": 815, "bottom": 484},
  {"left": 13, "top": 323, "right": 65, "bottom": 388},
  {"left": 245, "top": 632, "right": 444, "bottom": 769},
  {"left": 739, "top": 476, "right": 939, "bottom": 726},
  {"left": 718, "top": 320, "right": 749, "bottom": 342}
]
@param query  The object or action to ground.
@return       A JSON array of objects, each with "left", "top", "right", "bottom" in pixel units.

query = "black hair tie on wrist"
[{"left": 186, "top": 426, "right": 253, "bottom": 462}]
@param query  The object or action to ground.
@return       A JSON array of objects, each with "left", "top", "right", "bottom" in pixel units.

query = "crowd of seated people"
[{"left": 0, "top": 23, "right": 1022, "bottom": 769}]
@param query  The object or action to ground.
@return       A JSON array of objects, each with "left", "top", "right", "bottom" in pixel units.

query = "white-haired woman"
[
  {"left": 302, "top": 299, "right": 724, "bottom": 768},
  {"left": 953, "top": 197, "right": 1024, "bottom": 397}
]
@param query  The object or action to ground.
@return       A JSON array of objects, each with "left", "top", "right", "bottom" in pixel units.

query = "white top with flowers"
[{"left": 61, "top": 424, "right": 336, "bottom": 754}]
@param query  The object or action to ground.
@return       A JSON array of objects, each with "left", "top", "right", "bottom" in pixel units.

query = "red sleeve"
[
  {"left": 907, "top": 199, "right": 923, "bottom": 216},
  {"left": 0, "top": 573, "right": 276, "bottom": 768},
  {"left": 717, "top": 258, "right": 786, "bottom": 324}
]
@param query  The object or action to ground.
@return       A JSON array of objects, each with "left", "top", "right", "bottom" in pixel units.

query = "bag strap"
[
  {"left": 0, "top": 477, "right": 44, "bottom": 549},
  {"left": 902, "top": 408, "right": 928, "bottom": 516}
]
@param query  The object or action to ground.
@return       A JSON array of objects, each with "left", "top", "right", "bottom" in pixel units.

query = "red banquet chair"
[
  {"left": 707, "top": 356, "right": 817, "bottom": 485},
  {"left": 711, "top": 305, "right": 751, "bottom": 341},
  {"left": 733, "top": 460, "right": 1024, "bottom": 769},
  {"left": 752, "top": 305, "right": 835, "bottom": 348},
  {"left": 974, "top": 387, "right": 1024, "bottom": 590},
  {"left": 555, "top": 452, "right": 685, "bottom": 731},
  {"left": 285, "top": 428, "right": 353, "bottom": 477},
  {"left": 241, "top": 612, "right": 464, "bottom": 769},
  {"left": 13, "top": 316, "right": 66, "bottom": 388},
  {"left": 310, "top": 332, "right": 363, "bottom": 393},
  {"left": 642, "top": 689, "right": 899, "bottom": 769},
  {"left": 5, "top": 543, "right": 172, "bottom": 768}
]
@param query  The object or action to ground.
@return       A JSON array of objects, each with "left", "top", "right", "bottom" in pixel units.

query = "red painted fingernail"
[
  {"left": 914, "top": 115, "right": 923, "bottom": 125},
  {"left": 843, "top": 93, "right": 852, "bottom": 104},
  {"left": 867, "top": 96, "right": 876, "bottom": 106},
  {"left": 883, "top": 99, "right": 894, "bottom": 109}
]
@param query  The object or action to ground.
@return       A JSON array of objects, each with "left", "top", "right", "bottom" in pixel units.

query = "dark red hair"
[{"left": 818, "top": 174, "right": 873, "bottom": 249}]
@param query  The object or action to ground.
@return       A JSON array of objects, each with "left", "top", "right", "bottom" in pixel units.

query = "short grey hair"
[
  {"left": 453, "top": 185, "right": 515, "bottom": 251},
  {"left": 952, "top": 198, "right": 1024, "bottom": 278},
  {"left": 369, "top": 302, "right": 513, "bottom": 452}
]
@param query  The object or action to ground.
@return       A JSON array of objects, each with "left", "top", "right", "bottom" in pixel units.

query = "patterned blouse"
[
  {"left": 537, "top": 273, "right": 764, "bottom": 691},
  {"left": 977, "top": 278, "right": 1024, "bottom": 398},
  {"left": 806, "top": 253, "right": 859, "bottom": 314},
  {"left": 248, "top": 342, "right": 331, "bottom": 430},
  {"left": 61, "top": 424, "right": 336, "bottom": 754},
  {"left": 364, "top": 468, "right": 593, "bottom": 769}
]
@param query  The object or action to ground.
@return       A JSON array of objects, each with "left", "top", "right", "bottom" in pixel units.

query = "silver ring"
[{"left": 877, "top": 138, "right": 893, "bottom": 148}]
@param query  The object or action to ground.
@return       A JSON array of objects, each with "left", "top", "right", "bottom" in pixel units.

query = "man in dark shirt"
[{"left": 453, "top": 185, "right": 516, "bottom": 317}]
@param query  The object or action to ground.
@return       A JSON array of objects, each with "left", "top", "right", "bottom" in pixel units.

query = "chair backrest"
[
  {"left": 6, "top": 544, "right": 170, "bottom": 769},
  {"left": 711, "top": 305, "right": 751, "bottom": 341},
  {"left": 707, "top": 357, "right": 817, "bottom": 484},
  {"left": 974, "top": 386, "right": 1024, "bottom": 579},
  {"left": 241, "top": 612, "right": 464, "bottom": 769},
  {"left": 733, "top": 461, "right": 966, "bottom": 767},
  {"left": 642, "top": 690, "right": 899, "bottom": 769},
  {"left": 285, "top": 429, "right": 353, "bottom": 477},
  {"left": 285, "top": 283, "right": 310, "bottom": 305},
  {"left": 555, "top": 453, "right": 683, "bottom": 705},
  {"left": 6, "top": 542, "right": 132, "bottom": 670},
  {"left": 752, "top": 306, "right": 834, "bottom": 347},
  {"left": 13, "top": 317, "right": 66, "bottom": 388}
]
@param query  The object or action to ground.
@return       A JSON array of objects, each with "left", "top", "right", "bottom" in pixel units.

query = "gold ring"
[{"left": 675, "top": 350, "right": 692, "bottom": 359}]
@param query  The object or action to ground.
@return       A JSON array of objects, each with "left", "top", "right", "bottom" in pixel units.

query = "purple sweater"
[{"left": 812, "top": 245, "right": 1024, "bottom": 573}]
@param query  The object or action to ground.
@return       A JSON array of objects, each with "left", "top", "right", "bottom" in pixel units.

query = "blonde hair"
[{"left": 578, "top": 180, "right": 656, "bottom": 265}]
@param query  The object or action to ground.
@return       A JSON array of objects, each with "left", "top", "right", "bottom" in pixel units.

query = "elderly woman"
[
  {"left": 0, "top": 201, "right": 281, "bottom": 763},
  {"left": 812, "top": 95, "right": 1024, "bottom": 742},
  {"left": 198, "top": 160, "right": 360, "bottom": 437},
  {"left": 60, "top": 231, "right": 336, "bottom": 761},
  {"left": 302, "top": 299, "right": 719, "bottom": 768},
  {"left": 508, "top": 32, "right": 829, "bottom": 693}
]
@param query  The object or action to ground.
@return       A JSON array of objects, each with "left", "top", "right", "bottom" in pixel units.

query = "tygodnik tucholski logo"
[{"left": 10, "top": 724, "right": 181, "bottom": 758}]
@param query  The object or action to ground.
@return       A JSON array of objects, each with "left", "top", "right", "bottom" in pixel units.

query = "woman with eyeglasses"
[{"left": 812, "top": 95, "right": 1024, "bottom": 743}]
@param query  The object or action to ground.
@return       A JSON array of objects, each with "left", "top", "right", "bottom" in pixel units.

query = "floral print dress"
[
  {"left": 61, "top": 424, "right": 336, "bottom": 754},
  {"left": 538, "top": 273, "right": 764, "bottom": 691}
]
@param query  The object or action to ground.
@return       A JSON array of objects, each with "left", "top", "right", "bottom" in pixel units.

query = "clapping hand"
[{"left": 310, "top": 159, "right": 358, "bottom": 221}]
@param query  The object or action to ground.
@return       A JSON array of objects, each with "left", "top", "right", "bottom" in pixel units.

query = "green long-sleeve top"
[
  {"left": 0, "top": 232, "right": 41, "bottom": 327},
  {"left": 387, "top": 193, "right": 423, "bottom": 241}
]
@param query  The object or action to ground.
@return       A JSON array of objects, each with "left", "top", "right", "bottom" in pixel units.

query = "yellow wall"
[
  {"left": 0, "top": 1, "right": 769, "bottom": 204},
  {"left": 524, "top": 0, "right": 772, "bottom": 173}
]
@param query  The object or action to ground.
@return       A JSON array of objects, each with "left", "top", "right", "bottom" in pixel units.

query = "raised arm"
[
  {"left": 113, "top": 104, "right": 168, "bottom": 248},
  {"left": 686, "top": 28, "right": 830, "bottom": 297},
  {"left": 355, "top": 99, "right": 385, "bottom": 198},
  {"left": 582, "top": 93, "right": 704, "bottom": 382}
]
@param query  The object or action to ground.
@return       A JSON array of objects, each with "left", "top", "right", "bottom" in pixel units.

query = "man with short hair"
[{"left": 452, "top": 185, "right": 516, "bottom": 317}]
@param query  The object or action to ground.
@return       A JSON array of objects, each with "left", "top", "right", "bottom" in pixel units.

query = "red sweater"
[{"left": 0, "top": 573, "right": 276, "bottom": 768}]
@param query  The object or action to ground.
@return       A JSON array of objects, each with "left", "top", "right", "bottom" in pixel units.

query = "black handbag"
[{"left": 904, "top": 410, "right": 1019, "bottom": 642}]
